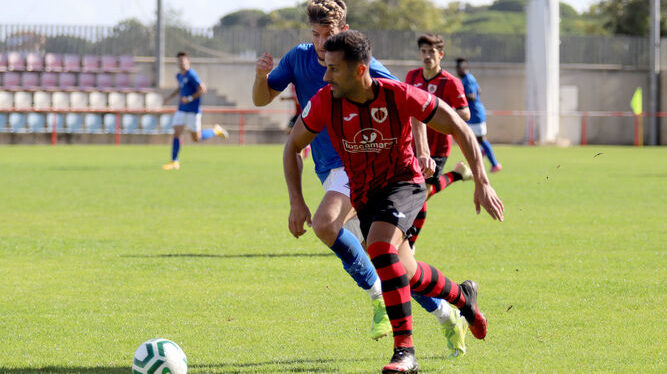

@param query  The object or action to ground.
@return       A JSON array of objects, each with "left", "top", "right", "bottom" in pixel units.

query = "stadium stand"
[
  {"left": 81, "top": 55, "right": 99, "bottom": 72},
  {"left": 0, "top": 54, "right": 7, "bottom": 72},
  {"left": 41, "top": 72, "right": 58, "bottom": 89},
  {"left": 26, "top": 52, "right": 43, "bottom": 71},
  {"left": 58, "top": 72, "right": 76, "bottom": 90},
  {"left": 46, "top": 113, "right": 65, "bottom": 132},
  {"left": 8, "top": 52, "right": 25, "bottom": 71},
  {"left": 21, "top": 72, "right": 39, "bottom": 89},
  {"left": 63, "top": 54, "right": 80, "bottom": 72},
  {"left": 45, "top": 53, "right": 63, "bottom": 72}
]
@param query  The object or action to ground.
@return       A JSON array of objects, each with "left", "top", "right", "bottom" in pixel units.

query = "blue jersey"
[
  {"left": 177, "top": 69, "right": 202, "bottom": 113},
  {"left": 460, "top": 73, "right": 486, "bottom": 124},
  {"left": 267, "top": 43, "right": 397, "bottom": 180}
]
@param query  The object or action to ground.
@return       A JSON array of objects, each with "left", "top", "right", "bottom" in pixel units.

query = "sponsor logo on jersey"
[
  {"left": 371, "top": 107, "right": 388, "bottom": 123},
  {"left": 342, "top": 128, "right": 396, "bottom": 153},
  {"left": 392, "top": 211, "right": 406, "bottom": 218},
  {"left": 343, "top": 113, "right": 358, "bottom": 121},
  {"left": 302, "top": 100, "right": 312, "bottom": 118}
]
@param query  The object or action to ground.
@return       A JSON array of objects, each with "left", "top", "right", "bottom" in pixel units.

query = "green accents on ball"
[{"left": 133, "top": 343, "right": 155, "bottom": 368}]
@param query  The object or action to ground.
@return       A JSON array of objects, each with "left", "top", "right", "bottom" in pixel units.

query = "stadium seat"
[
  {"left": 134, "top": 74, "right": 151, "bottom": 91},
  {"left": 81, "top": 55, "right": 99, "bottom": 72},
  {"left": 8, "top": 113, "right": 27, "bottom": 132},
  {"left": 96, "top": 73, "right": 113, "bottom": 90},
  {"left": 41, "top": 72, "right": 58, "bottom": 89},
  {"left": 115, "top": 73, "right": 131, "bottom": 91},
  {"left": 66, "top": 113, "right": 83, "bottom": 132},
  {"left": 126, "top": 92, "right": 144, "bottom": 110},
  {"left": 26, "top": 52, "right": 43, "bottom": 71},
  {"left": 45, "top": 53, "right": 63, "bottom": 72},
  {"left": 0, "top": 54, "right": 7, "bottom": 72},
  {"left": 88, "top": 92, "right": 106, "bottom": 109},
  {"left": 27, "top": 113, "right": 46, "bottom": 132},
  {"left": 103, "top": 113, "right": 118, "bottom": 133},
  {"left": 13, "top": 91, "right": 32, "bottom": 109},
  {"left": 7, "top": 52, "right": 25, "bottom": 71},
  {"left": 21, "top": 72, "right": 39, "bottom": 89},
  {"left": 33, "top": 92, "right": 51, "bottom": 109},
  {"left": 84, "top": 114, "right": 103, "bottom": 133},
  {"left": 58, "top": 72, "right": 76, "bottom": 90},
  {"left": 51, "top": 91, "right": 69, "bottom": 109},
  {"left": 160, "top": 114, "right": 173, "bottom": 134},
  {"left": 100, "top": 55, "right": 118, "bottom": 72},
  {"left": 122, "top": 114, "right": 139, "bottom": 133},
  {"left": 141, "top": 114, "right": 158, "bottom": 133},
  {"left": 63, "top": 54, "right": 80, "bottom": 72},
  {"left": 144, "top": 92, "right": 162, "bottom": 109},
  {"left": 119, "top": 55, "right": 135, "bottom": 72},
  {"left": 0, "top": 91, "right": 13, "bottom": 109},
  {"left": 78, "top": 73, "right": 95, "bottom": 90},
  {"left": 3, "top": 71, "right": 21, "bottom": 89},
  {"left": 108, "top": 92, "right": 125, "bottom": 110},
  {"left": 0, "top": 113, "right": 7, "bottom": 131},
  {"left": 70, "top": 91, "right": 89, "bottom": 109},
  {"left": 46, "top": 113, "right": 65, "bottom": 132}
]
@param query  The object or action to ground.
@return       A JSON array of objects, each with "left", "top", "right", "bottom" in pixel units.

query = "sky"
[{"left": 0, "top": 0, "right": 600, "bottom": 28}]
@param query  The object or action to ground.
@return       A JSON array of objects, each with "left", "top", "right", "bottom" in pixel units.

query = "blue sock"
[
  {"left": 412, "top": 292, "right": 441, "bottom": 313},
  {"left": 201, "top": 128, "right": 215, "bottom": 140},
  {"left": 171, "top": 137, "right": 180, "bottom": 161},
  {"left": 330, "top": 228, "right": 377, "bottom": 290},
  {"left": 480, "top": 139, "right": 498, "bottom": 167}
]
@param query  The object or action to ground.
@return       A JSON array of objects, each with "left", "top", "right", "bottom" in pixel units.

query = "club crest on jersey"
[
  {"left": 302, "top": 100, "right": 312, "bottom": 118},
  {"left": 342, "top": 128, "right": 396, "bottom": 153},
  {"left": 427, "top": 83, "right": 437, "bottom": 93},
  {"left": 371, "top": 107, "right": 388, "bottom": 123}
]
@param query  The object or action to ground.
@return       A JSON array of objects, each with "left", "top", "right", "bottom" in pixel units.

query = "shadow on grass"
[
  {"left": 121, "top": 252, "right": 335, "bottom": 259},
  {"left": 0, "top": 368, "right": 126, "bottom": 374}
]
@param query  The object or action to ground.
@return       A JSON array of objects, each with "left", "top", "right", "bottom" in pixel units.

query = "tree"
[{"left": 586, "top": 0, "right": 667, "bottom": 36}]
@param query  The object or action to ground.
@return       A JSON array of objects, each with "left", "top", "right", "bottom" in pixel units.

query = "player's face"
[
  {"left": 323, "top": 50, "right": 357, "bottom": 99},
  {"left": 311, "top": 23, "right": 347, "bottom": 62},
  {"left": 177, "top": 56, "right": 190, "bottom": 71},
  {"left": 456, "top": 63, "right": 467, "bottom": 77},
  {"left": 419, "top": 45, "right": 444, "bottom": 71}
]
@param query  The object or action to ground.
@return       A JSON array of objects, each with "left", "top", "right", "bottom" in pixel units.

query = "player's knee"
[{"left": 312, "top": 213, "right": 340, "bottom": 244}]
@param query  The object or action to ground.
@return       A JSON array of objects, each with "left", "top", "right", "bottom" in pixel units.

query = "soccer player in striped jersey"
[
  {"left": 284, "top": 30, "right": 504, "bottom": 374},
  {"left": 253, "top": 0, "right": 450, "bottom": 346}
]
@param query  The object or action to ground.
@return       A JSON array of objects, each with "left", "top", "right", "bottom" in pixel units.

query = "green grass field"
[{"left": 0, "top": 144, "right": 665, "bottom": 373}]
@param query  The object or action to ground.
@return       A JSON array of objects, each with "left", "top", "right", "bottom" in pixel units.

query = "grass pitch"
[{"left": 0, "top": 144, "right": 665, "bottom": 373}]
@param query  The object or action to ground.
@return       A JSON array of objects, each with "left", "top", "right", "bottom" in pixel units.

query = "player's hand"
[
  {"left": 417, "top": 156, "right": 435, "bottom": 178},
  {"left": 474, "top": 183, "right": 504, "bottom": 221},
  {"left": 180, "top": 96, "right": 189, "bottom": 104},
  {"left": 162, "top": 97, "right": 169, "bottom": 105},
  {"left": 288, "top": 200, "right": 312, "bottom": 238},
  {"left": 256, "top": 52, "right": 274, "bottom": 77}
]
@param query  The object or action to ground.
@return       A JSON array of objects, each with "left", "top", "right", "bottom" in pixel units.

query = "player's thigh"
[
  {"left": 314, "top": 190, "right": 352, "bottom": 230},
  {"left": 173, "top": 124, "right": 186, "bottom": 137}
]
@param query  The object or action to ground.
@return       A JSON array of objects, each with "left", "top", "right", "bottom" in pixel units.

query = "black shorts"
[
  {"left": 356, "top": 181, "right": 427, "bottom": 241},
  {"left": 424, "top": 156, "right": 448, "bottom": 188}
]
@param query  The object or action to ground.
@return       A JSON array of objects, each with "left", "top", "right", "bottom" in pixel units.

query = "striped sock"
[
  {"left": 409, "top": 261, "right": 467, "bottom": 309},
  {"left": 428, "top": 172, "right": 462, "bottom": 198},
  {"left": 367, "top": 241, "right": 413, "bottom": 348},
  {"left": 408, "top": 202, "right": 427, "bottom": 248}
]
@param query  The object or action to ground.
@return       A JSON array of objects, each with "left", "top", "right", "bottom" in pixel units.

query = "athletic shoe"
[
  {"left": 213, "top": 124, "right": 229, "bottom": 139},
  {"left": 454, "top": 161, "right": 473, "bottom": 181},
  {"left": 162, "top": 161, "right": 180, "bottom": 170},
  {"left": 442, "top": 310, "right": 467, "bottom": 358},
  {"left": 371, "top": 298, "right": 392, "bottom": 340},
  {"left": 490, "top": 163, "right": 503, "bottom": 173},
  {"left": 382, "top": 347, "right": 419, "bottom": 374},
  {"left": 459, "top": 280, "right": 487, "bottom": 340}
]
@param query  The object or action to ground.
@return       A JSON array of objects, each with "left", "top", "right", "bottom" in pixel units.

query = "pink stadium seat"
[
  {"left": 134, "top": 74, "right": 151, "bottom": 91},
  {"left": 0, "top": 54, "right": 8, "bottom": 72},
  {"left": 101, "top": 55, "right": 117, "bottom": 72},
  {"left": 3, "top": 71, "right": 21, "bottom": 89},
  {"left": 41, "top": 72, "right": 58, "bottom": 89},
  {"left": 96, "top": 73, "right": 113, "bottom": 90},
  {"left": 58, "top": 72, "right": 76, "bottom": 90},
  {"left": 81, "top": 55, "right": 99, "bottom": 72},
  {"left": 26, "top": 52, "right": 43, "bottom": 71},
  {"left": 115, "top": 73, "right": 131, "bottom": 90},
  {"left": 45, "top": 53, "right": 63, "bottom": 72},
  {"left": 8, "top": 52, "right": 25, "bottom": 71},
  {"left": 63, "top": 54, "right": 80, "bottom": 72},
  {"left": 21, "top": 72, "right": 39, "bottom": 89},
  {"left": 119, "top": 55, "right": 135, "bottom": 72},
  {"left": 78, "top": 73, "right": 96, "bottom": 90}
]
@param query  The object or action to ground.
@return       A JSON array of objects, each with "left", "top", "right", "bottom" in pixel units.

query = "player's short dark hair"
[
  {"left": 176, "top": 51, "right": 188, "bottom": 58},
  {"left": 307, "top": 0, "right": 347, "bottom": 28},
  {"left": 456, "top": 58, "right": 467, "bottom": 66},
  {"left": 417, "top": 33, "right": 445, "bottom": 52},
  {"left": 324, "top": 30, "right": 371, "bottom": 66}
]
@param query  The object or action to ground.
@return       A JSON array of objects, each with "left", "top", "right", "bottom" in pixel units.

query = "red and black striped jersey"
[
  {"left": 405, "top": 67, "right": 468, "bottom": 158},
  {"left": 302, "top": 78, "right": 438, "bottom": 209}
]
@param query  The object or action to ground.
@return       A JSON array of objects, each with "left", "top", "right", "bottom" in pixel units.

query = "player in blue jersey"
[
  {"left": 253, "top": 0, "right": 462, "bottom": 355},
  {"left": 162, "top": 52, "right": 228, "bottom": 170},
  {"left": 456, "top": 58, "right": 501, "bottom": 173}
]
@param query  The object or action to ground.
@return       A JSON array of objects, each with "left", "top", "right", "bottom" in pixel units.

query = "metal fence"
[{"left": 0, "top": 23, "right": 655, "bottom": 66}]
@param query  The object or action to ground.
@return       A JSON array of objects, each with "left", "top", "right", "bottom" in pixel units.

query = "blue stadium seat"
[
  {"left": 46, "top": 113, "right": 65, "bottom": 132},
  {"left": 160, "top": 114, "right": 173, "bottom": 134},
  {"left": 0, "top": 113, "right": 7, "bottom": 131},
  {"left": 85, "top": 114, "right": 102, "bottom": 133},
  {"left": 103, "top": 113, "right": 117, "bottom": 133},
  {"left": 65, "top": 113, "right": 83, "bottom": 133},
  {"left": 8, "top": 113, "right": 27, "bottom": 132},
  {"left": 141, "top": 115, "right": 158, "bottom": 133},
  {"left": 27, "top": 113, "right": 46, "bottom": 132},
  {"left": 122, "top": 114, "right": 139, "bottom": 133}
]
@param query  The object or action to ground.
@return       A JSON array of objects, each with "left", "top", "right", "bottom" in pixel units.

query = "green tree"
[{"left": 586, "top": 0, "right": 667, "bottom": 36}]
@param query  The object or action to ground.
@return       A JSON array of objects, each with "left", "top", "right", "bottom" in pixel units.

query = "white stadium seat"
[
  {"left": 14, "top": 91, "right": 32, "bottom": 109},
  {"left": 33, "top": 92, "right": 51, "bottom": 109},
  {"left": 0, "top": 91, "right": 13, "bottom": 109},
  {"left": 88, "top": 91, "right": 106, "bottom": 109},
  {"left": 126, "top": 92, "right": 145, "bottom": 110},
  {"left": 51, "top": 91, "right": 69, "bottom": 109},
  {"left": 108, "top": 92, "right": 125, "bottom": 110},
  {"left": 144, "top": 92, "right": 162, "bottom": 109},
  {"left": 70, "top": 91, "right": 88, "bottom": 109}
]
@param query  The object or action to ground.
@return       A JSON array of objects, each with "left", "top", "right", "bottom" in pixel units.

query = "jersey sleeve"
[
  {"left": 447, "top": 77, "right": 468, "bottom": 110},
  {"left": 369, "top": 58, "right": 399, "bottom": 81},
  {"left": 300, "top": 88, "right": 328, "bottom": 134},
  {"left": 404, "top": 83, "right": 438, "bottom": 123},
  {"left": 188, "top": 70, "right": 202, "bottom": 88},
  {"left": 267, "top": 48, "right": 296, "bottom": 92}
]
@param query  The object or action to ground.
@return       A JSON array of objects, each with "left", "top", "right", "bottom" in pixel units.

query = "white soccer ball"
[{"left": 132, "top": 338, "right": 188, "bottom": 374}]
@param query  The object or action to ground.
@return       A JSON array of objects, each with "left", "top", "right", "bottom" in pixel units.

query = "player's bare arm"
[
  {"left": 426, "top": 98, "right": 504, "bottom": 221},
  {"left": 410, "top": 117, "right": 435, "bottom": 178},
  {"left": 456, "top": 106, "right": 471, "bottom": 122},
  {"left": 181, "top": 83, "right": 206, "bottom": 104},
  {"left": 252, "top": 52, "right": 282, "bottom": 106},
  {"left": 162, "top": 88, "right": 180, "bottom": 105},
  {"left": 283, "top": 116, "right": 317, "bottom": 238}
]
